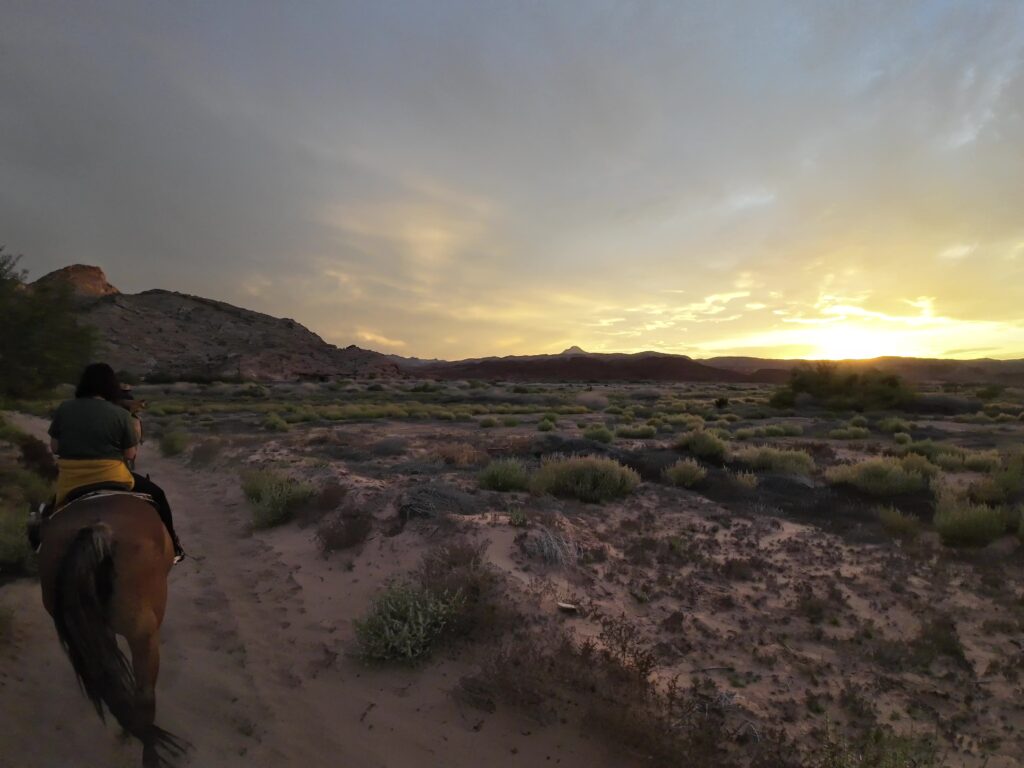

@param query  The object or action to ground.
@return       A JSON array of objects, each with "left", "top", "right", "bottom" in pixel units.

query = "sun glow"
[{"left": 804, "top": 323, "right": 925, "bottom": 360}]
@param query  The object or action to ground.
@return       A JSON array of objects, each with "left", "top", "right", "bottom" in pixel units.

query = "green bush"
[
  {"left": 877, "top": 417, "right": 912, "bottom": 434},
  {"left": 263, "top": 412, "right": 290, "bottom": 432},
  {"left": 583, "top": 425, "right": 614, "bottom": 443},
  {"left": 849, "top": 415, "right": 869, "bottom": 428},
  {"left": 662, "top": 458, "right": 707, "bottom": 488},
  {"left": 531, "top": 455, "right": 639, "bottom": 503},
  {"left": 241, "top": 469, "right": 316, "bottom": 528},
  {"left": 615, "top": 425, "right": 656, "bottom": 439},
  {"left": 893, "top": 432, "right": 912, "bottom": 445},
  {"left": 829, "top": 426, "right": 871, "bottom": 440},
  {"left": 478, "top": 459, "right": 530, "bottom": 492},
  {"left": 731, "top": 446, "right": 815, "bottom": 476},
  {"left": 354, "top": 582, "right": 463, "bottom": 662},
  {"left": 676, "top": 430, "right": 727, "bottom": 463},
  {"left": 537, "top": 419, "right": 555, "bottom": 432},
  {"left": 968, "top": 454, "right": 1023, "bottom": 504},
  {"left": 825, "top": 457, "right": 929, "bottom": 496},
  {"left": 159, "top": 430, "right": 189, "bottom": 457},
  {"left": 933, "top": 491, "right": 1006, "bottom": 547},
  {"left": 772, "top": 362, "right": 914, "bottom": 411},
  {"left": 878, "top": 506, "right": 921, "bottom": 539},
  {"left": 479, "top": 417, "right": 498, "bottom": 429},
  {"left": 897, "top": 453, "right": 939, "bottom": 480},
  {"left": 501, "top": 416, "right": 520, "bottom": 427}
]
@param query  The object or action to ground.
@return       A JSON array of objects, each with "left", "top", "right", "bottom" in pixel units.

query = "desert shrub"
[
  {"left": 731, "top": 470, "right": 759, "bottom": 489},
  {"left": 773, "top": 362, "right": 914, "bottom": 411},
  {"left": 878, "top": 506, "right": 921, "bottom": 539},
  {"left": 370, "top": 437, "right": 408, "bottom": 457},
  {"left": 189, "top": 439, "right": 223, "bottom": 467},
  {"left": 241, "top": 469, "right": 316, "bottom": 528},
  {"left": 666, "top": 413, "right": 705, "bottom": 431},
  {"left": 897, "top": 453, "right": 940, "bottom": 480},
  {"left": 583, "top": 425, "right": 614, "bottom": 443},
  {"left": 900, "top": 439, "right": 962, "bottom": 463},
  {"left": 159, "top": 430, "right": 189, "bottom": 456},
  {"left": 479, "top": 417, "right": 498, "bottom": 428},
  {"left": 825, "top": 457, "right": 929, "bottom": 496},
  {"left": 577, "top": 392, "right": 610, "bottom": 410},
  {"left": 676, "top": 430, "right": 727, "bottom": 463},
  {"left": 932, "top": 452, "right": 964, "bottom": 471},
  {"left": 829, "top": 426, "right": 871, "bottom": 440},
  {"left": 434, "top": 442, "right": 487, "bottom": 467},
  {"left": 417, "top": 539, "right": 500, "bottom": 637},
  {"left": 877, "top": 417, "right": 912, "bottom": 434},
  {"left": 262, "top": 412, "right": 289, "bottom": 432},
  {"left": 893, "top": 432, "right": 912, "bottom": 445},
  {"left": 354, "top": 582, "right": 463, "bottom": 662},
  {"left": 968, "top": 454, "right": 1024, "bottom": 504},
  {"left": 963, "top": 450, "right": 1001, "bottom": 473},
  {"left": 316, "top": 504, "right": 372, "bottom": 552},
  {"left": 478, "top": 459, "right": 530, "bottom": 492},
  {"left": 848, "top": 415, "right": 869, "bottom": 428},
  {"left": 531, "top": 455, "right": 639, "bottom": 503},
  {"left": 501, "top": 416, "right": 520, "bottom": 427},
  {"left": 616, "top": 424, "right": 656, "bottom": 439},
  {"left": 731, "top": 446, "right": 815, "bottom": 476},
  {"left": 933, "top": 490, "right": 1006, "bottom": 547},
  {"left": 537, "top": 419, "right": 555, "bottom": 432},
  {"left": 663, "top": 458, "right": 707, "bottom": 488},
  {"left": 810, "top": 721, "right": 941, "bottom": 768}
]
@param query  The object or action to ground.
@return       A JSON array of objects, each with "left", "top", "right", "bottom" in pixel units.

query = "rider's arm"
[{"left": 124, "top": 445, "right": 138, "bottom": 462}]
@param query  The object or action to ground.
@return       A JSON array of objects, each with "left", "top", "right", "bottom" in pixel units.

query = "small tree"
[{"left": 0, "top": 249, "right": 96, "bottom": 398}]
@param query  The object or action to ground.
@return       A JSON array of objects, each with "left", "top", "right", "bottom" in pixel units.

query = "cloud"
[{"left": 1, "top": 1, "right": 1022, "bottom": 359}]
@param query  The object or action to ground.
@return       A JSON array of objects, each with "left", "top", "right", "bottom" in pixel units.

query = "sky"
[{"left": 2, "top": 1, "right": 1023, "bottom": 361}]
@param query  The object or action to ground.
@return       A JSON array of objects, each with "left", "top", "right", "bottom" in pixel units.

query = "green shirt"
[{"left": 48, "top": 398, "right": 139, "bottom": 460}]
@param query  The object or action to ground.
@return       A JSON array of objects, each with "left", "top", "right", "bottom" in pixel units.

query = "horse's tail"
[
  {"left": 53, "top": 522, "right": 187, "bottom": 767},
  {"left": 52, "top": 524, "right": 141, "bottom": 730}
]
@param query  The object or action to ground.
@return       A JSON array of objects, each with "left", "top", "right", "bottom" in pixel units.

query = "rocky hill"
[{"left": 32, "top": 265, "right": 399, "bottom": 382}]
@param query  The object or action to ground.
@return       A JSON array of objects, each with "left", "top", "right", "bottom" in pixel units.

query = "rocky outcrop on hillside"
[{"left": 32, "top": 266, "right": 399, "bottom": 382}]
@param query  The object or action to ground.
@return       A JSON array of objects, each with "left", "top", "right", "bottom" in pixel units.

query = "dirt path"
[{"left": 0, "top": 414, "right": 617, "bottom": 768}]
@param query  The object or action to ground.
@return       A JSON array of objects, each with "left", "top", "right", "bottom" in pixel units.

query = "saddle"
[{"left": 27, "top": 484, "right": 157, "bottom": 552}]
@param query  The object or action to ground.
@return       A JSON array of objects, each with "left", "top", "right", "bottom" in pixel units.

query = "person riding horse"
[{"left": 46, "top": 363, "right": 185, "bottom": 561}]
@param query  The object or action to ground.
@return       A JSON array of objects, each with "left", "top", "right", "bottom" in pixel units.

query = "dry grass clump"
[
  {"left": 520, "top": 525, "right": 580, "bottom": 567},
  {"left": 933, "top": 489, "right": 1007, "bottom": 547},
  {"left": 963, "top": 450, "right": 1001, "bottom": 472},
  {"left": 877, "top": 417, "right": 912, "bottom": 434},
  {"left": 433, "top": 441, "right": 488, "bottom": 467},
  {"left": 877, "top": 506, "right": 921, "bottom": 539},
  {"left": 663, "top": 458, "right": 707, "bottom": 488},
  {"left": 478, "top": 459, "right": 530, "bottom": 492},
  {"left": 967, "top": 453, "right": 1024, "bottom": 504},
  {"left": 531, "top": 455, "right": 639, "bottom": 503},
  {"left": 241, "top": 468, "right": 316, "bottom": 528},
  {"left": 893, "top": 432, "right": 912, "bottom": 445},
  {"left": 479, "top": 417, "right": 499, "bottom": 428},
  {"left": 730, "top": 470, "right": 760, "bottom": 489},
  {"left": 825, "top": 457, "right": 929, "bottom": 496},
  {"left": 731, "top": 446, "right": 815, "bottom": 476},
  {"left": 676, "top": 430, "right": 728, "bottom": 463}
]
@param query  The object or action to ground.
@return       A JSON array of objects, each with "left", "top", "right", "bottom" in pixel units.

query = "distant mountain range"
[{"left": 35, "top": 265, "right": 1024, "bottom": 385}]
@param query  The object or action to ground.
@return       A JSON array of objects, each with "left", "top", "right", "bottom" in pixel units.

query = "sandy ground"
[{"left": 0, "top": 414, "right": 620, "bottom": 768}]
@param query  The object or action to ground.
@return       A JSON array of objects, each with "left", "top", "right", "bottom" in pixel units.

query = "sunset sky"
[{"left": 2, "top": 1, "right": 1023, "bottom": 360}]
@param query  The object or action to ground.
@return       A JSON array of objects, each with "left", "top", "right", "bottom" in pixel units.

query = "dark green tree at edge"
[{"left": 0, "top": 248, "right": 96, "bottom": 399}]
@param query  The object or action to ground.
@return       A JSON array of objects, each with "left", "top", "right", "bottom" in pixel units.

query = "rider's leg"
[{"left": 130, "top": 473, "right": 185, "bottom": 561}]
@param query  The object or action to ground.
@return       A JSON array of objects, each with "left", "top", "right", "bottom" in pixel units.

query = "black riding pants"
[{"left": 131, "top": 472, "right": 179, "bottom": 541}]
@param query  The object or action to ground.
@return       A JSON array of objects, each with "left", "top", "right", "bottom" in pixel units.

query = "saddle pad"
[{"left": 54, "top": 490, "right": 156, "bottom": 517}]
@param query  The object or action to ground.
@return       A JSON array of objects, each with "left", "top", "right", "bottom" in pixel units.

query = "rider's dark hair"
[{"left": 75, "top": 363, "right": 122, "bottom": 401}]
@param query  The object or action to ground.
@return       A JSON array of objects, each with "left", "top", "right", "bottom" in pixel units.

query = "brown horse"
[{"left": 39, "top": 494, "right": 187, "bottom": 767}]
